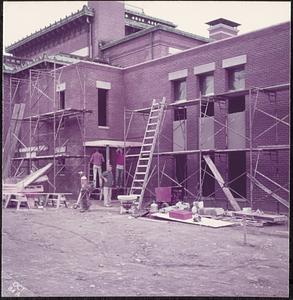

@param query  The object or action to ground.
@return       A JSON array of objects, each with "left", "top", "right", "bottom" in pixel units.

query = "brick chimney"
[
  {"left": 88, "top": 1, "right": 125, "bottom": 58},
  {"left": 206, "top": 18, "right": 240, "bottom": 41}
]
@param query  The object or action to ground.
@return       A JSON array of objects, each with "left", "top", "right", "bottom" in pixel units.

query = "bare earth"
[{"left": 2, "top": 200, "right": 289, "bottom": 297}]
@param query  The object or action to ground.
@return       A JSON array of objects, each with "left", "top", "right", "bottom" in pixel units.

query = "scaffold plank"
[
  {"left": 247, "top": 174, "right": 289, "bottom": 208},
  {"left": 22, "top": 108, "right": 92, "bottom": 121},
  {"left": 203, "top": 155, "right": 241, "bottom": 211}
]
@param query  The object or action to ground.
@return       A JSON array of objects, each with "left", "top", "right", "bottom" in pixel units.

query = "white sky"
[{"left": 3, "top": 1, "right": 290, "bottom": 54}]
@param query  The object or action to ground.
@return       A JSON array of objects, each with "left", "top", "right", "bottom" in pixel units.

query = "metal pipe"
[{"left": 249, "top": 89, "right": 253, "bottom": 208}]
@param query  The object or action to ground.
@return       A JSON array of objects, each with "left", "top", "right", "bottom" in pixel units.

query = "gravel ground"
[{"left": 2, "top": 200, "right": 289, "bottom": 297}]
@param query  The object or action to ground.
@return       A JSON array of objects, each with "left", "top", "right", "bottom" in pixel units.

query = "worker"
[
  {"left": 101, "top": 164, "right": 114, "bottom": 207},
  {"left": 79, "top": 176, "right": 94, "bottom": 212},
  {"left": 89, "top": 149, "right": 105, "bottom": 188},
  {"left": 115, "top": 147, "right": 124, "bottom": 188}
]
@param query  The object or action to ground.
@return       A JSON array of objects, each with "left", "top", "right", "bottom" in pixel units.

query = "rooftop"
[
  {"left": 101, "top": 24, "right": 210, "bottom": 50},
  {"left": 5, "top": 4, "right": 176, "bottom": 55},
  {"left": 5, "top": 5, "right": 94, "bottom": 53}
]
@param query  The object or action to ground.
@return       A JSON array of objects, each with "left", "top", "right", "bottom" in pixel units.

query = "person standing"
[
  {"left": 115, "top": 147, "right": 124, "bottom": 188},
  {"left": 101, "top": 164, "right": 114, "bottom": 207},
  {"left": 89, "top": 149, "right": 105, "bottom": 188},
  {"left": 79, "top": 176, "right": 94, "bottom": 212}
]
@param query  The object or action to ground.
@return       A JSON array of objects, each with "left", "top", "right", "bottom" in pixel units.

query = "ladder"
[{"left": 130, "top": 98, "right": 166, "bottom": 209}]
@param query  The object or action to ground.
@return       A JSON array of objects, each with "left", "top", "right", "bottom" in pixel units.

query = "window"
[
  {"left": 201, "top": 101, "right": 214, "bottom": 117},
  {"left": 57, "top": 158, "right": 66, "bottom": 175},
  {"left": 174, "top": 108, "right": 187, "bottom": 121},
  {"left": 228, "top": 96, "right": 245, "bottom": 114},
  {"left": 173, "top": 79, "right": 186, "bottom": 101},
  {"left": 199, "top": 73, "right": 214, "bottom": 96},
  {"left": 59, "top": 90, "right": 65, "bottom": 109},
  {"left": 98, "top": 88, "right": 108, "bottom": 126},
  {"left": 228, "top": 67, "right": 245, "bottom": 90}
]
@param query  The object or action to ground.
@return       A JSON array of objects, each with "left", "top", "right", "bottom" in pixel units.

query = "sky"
[{"left": 3, "top": 1, "right": 290, "bottom": 54}]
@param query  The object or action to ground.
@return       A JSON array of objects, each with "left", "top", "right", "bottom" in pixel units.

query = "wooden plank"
[
  {"left": 16, "top": 163, "right": 53, "bottom": 190},
  {"left": 248, "top": 174, "right": 289, "bottom": 208},
  {"left": 232, "top": 211, "right": 287, "bottom": 223},
  {"left": 151, "top": 212, "right": 235, "bottom": 228},
  {"left": 203, "top": 155, "right": 241, "bottom": 211}
]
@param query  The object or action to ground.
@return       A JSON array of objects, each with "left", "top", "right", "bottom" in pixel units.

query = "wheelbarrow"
[{"left": 117, "top": 195, "right": 139, "bottom": 214}]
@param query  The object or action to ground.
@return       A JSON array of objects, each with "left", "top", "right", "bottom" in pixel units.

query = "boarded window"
[
  {"left": 98, "top": 89, "right": 108, "bottom": 126},
  {"left": 199, "top": 73, "right": 214, "bottom": 96},
  {"left": 173, "top": 79, "right": 187, "bottom": 101},
  {"left": 228, "top": 96, "right": 245, "bottom": 114},
  {"left": 228, "top": 67, "right": 245, "bottom": 90}
]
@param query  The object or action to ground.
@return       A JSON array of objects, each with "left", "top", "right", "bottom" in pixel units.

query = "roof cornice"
[
  {"left": 125, "top": 8, "right": 176, "bottom": 28},
  {"left": 5, "top": 5, "right": 94, "bottom": 53}
]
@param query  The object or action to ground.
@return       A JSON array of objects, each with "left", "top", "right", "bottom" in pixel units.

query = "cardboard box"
[{"left": 169, "top": 210, "right": 192, "bottom": 220}]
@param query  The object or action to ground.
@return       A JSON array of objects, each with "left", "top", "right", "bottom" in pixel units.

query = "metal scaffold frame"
[
  {"left": 123, "top": 83, "right": 290, "bottom": 211},
  {"left": 6, "top": 64, "right": 92, "bottom": 193}
]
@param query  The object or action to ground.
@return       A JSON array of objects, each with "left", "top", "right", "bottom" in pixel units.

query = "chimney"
[
  {"left": 88, "top": 1, "right": 125, "bottom": 58},
  {"left": 206, "top": 18, "right": 241, "bottom": 41}
]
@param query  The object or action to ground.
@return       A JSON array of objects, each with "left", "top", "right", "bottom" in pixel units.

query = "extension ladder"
[{"left": 130, "top": 98, "right": 166, "bottom": 209}]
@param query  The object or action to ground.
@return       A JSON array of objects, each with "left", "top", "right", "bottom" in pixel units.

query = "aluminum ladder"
[{"left": 130, "top": 98, "right": 166, "bottom": 209}]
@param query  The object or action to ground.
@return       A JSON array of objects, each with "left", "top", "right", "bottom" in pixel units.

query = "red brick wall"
[
  {"left": 122, "top": 22, "right": 290, "bottom": 211},
  {"left": 102, "top": 29, "right": 207, "bottom": 67}
]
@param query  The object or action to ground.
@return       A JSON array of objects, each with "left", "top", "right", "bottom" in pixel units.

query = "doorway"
[{"left": 228, "top": 151, "right": 246, "bottom": 198}]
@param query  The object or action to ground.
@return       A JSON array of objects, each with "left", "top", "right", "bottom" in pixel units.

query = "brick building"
[{"left": 3, "top": 1, "right": 290, "bottom": 213}]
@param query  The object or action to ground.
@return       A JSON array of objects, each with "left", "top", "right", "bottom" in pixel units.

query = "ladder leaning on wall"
[{"left": 129, "top": 98, "right": 166, "bottom": 210}]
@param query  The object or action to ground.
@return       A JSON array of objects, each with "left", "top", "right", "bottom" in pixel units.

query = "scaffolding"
[
  {"left": 6, "top": 63, "right": 92, "bottom": 194},
  {"left": 123, "top": 83, "right": 290, "bottom": 211}
]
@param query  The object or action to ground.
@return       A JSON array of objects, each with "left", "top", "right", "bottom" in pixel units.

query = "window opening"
[{"left": 98, "top": 89, "right": 108, "bottom": 126}]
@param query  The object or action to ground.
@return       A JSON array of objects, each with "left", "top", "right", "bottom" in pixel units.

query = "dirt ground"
[{"left": 2, "top": 200, "right": 289, "bottom": 297}]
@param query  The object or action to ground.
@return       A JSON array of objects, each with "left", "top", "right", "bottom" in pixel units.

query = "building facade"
[{"left": 3, "top": 1, "right": 290, "bottom": 213}]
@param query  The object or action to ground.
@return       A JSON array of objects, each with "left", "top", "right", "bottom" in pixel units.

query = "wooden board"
[
  {"left": 16, "top": 163, "right": 53, "bottom": 189},
  {"left": 232, "top": 211, "right": 287, "bottom": 223},
  {"left": 247, "top": 174, "right": 289, "bottom": 208},
  {"left": 203, "top": 155, "right": 241, "bottom": 211},
  {"left": 151, "top": 212, "right": 235, "bottom": 228}
]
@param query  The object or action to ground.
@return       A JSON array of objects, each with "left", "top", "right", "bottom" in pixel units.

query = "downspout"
[{"left": 87, "top": 17, "right": 93, "bottom": 59}]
